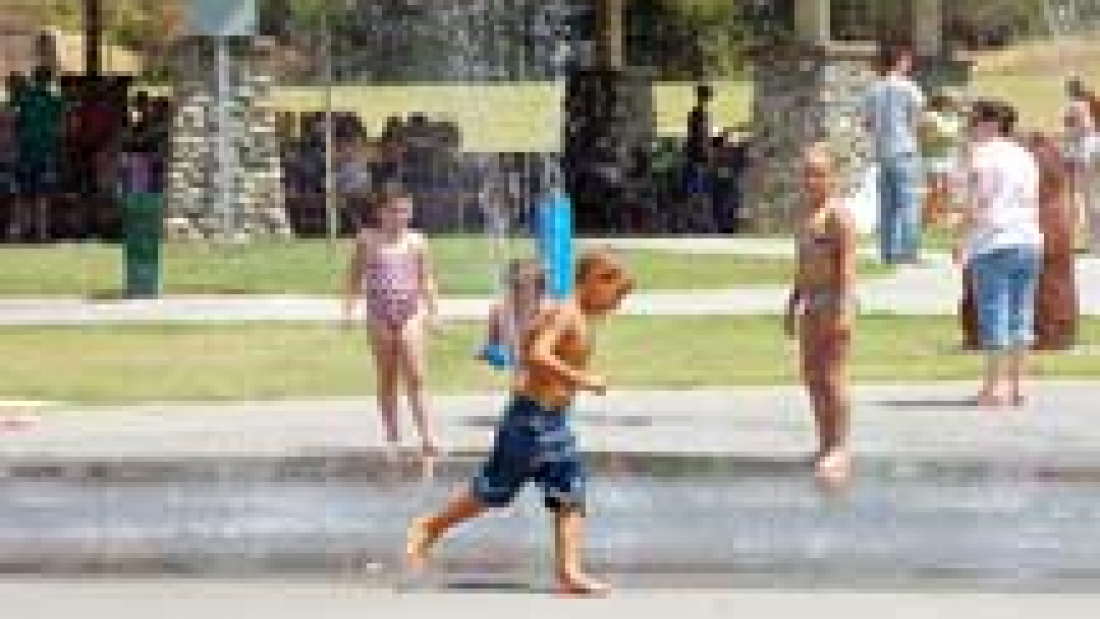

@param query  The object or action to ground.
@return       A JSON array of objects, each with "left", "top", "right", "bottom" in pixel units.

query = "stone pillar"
[
  {"left": 794, "top": 0, "right": 832, "bottom": 46},
  {"left": 83, "top": 0, "right": 103, "bottom": 76},
  {"left": 165, "top": 38, "right": 291, "bottom": 241},
  {"left": 912, "top": 0, "right": 943, "bottom": 58},
  {"left": 742, "top": 48, "right": 874, "bottom": 232},
  {"left": 594, "top": 0, "right": 626, "bottom": 69},
  {"left": 563, "top": 68, "right": 653, "bottom": 232}
]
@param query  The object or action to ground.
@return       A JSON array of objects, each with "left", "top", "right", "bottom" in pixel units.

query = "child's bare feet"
[
  {"left": 420, "top": 440, "right": 442, "bottom": 458},
  {"left": 405, "top": 517, "right": 437, "bottom": 574},
  {"left": 557, "top": 571, "right": 611, "bottom": 596},
  {"left": 972, "top": 390, "right": 1006, "bottom": 408},
  {"left": 814, "top": 447, "right": 852, "bottom": 485}
]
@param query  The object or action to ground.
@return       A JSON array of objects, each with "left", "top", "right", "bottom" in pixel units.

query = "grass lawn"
[
  {"left": 0, "top": 238, "right": 891, "bottom": 297},
  {"left": 2, "top": 316, "right": 1097, "bottom": 405}
]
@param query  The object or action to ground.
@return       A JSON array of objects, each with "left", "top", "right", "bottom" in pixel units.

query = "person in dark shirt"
[
  {"left": 12, "top": 66, "right": 67, "bottom": 240},
  {"left": 711, "top": 129, "right": 750, "bottom": 233},
  {"left": 682, "top": 83, "right": 715, "bottom": 230},
  {"left": 685, "top": 83, "right": 713, "bottom": 167}
]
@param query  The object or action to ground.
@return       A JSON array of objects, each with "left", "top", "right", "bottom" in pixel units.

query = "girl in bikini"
[
  {"left": 344, "top": 189, "right": 440, "bottom": 461},
  {"left": 785, "top": 143, "right": 858, "bottom": 484}
]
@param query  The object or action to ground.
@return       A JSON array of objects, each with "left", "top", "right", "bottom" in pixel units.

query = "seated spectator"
[{"left": 333, "top": 137, "right": 374, "bottom": 231}]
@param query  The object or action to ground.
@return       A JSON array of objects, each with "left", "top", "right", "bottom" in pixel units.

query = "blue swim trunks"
[{"left": 471, "top": 395, "right": 585, "bottom": 513}]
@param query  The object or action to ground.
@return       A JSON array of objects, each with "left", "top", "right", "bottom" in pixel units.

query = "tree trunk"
[
  {"left": 595, "top": 0, "right": 625, "bottom": 69},
  {"left": 84, "top": 0, "right": 102, "bottom": 76}
]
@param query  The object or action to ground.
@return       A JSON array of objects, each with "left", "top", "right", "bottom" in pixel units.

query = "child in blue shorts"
[{"left": 407, "top": 249, "right": 634, "bottom": 595}]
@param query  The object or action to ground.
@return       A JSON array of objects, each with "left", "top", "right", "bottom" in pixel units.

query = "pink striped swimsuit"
[{"left": 364, "top": 249, "right": 422, "bottom": 328}]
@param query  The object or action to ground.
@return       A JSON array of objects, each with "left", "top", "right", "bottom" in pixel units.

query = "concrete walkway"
[
  {"left": 2, "top": 581, "right": 1098, "bottom": 619},
  {"left": 2, "top": 247, "right": 1099, "bottom": 324},
  {"left": 4, "top": 384, "right": 1099, "bottom": 464}
]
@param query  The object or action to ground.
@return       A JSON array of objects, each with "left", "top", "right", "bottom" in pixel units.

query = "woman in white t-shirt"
[{"left": 956, "top": 100, "right": 1043, "bottom": 408}]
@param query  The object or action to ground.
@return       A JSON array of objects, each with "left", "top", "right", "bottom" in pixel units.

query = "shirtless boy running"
[{"left": 406, "top": 249, "right": 634, "bottom": 595}]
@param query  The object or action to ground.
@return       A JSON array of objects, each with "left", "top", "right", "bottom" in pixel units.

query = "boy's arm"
[
  {"left": 415, "top": 233, "right": 439, "bottom": 316},
  {"left": 527, "top": 307, "right": 602, "bottom": 393}
]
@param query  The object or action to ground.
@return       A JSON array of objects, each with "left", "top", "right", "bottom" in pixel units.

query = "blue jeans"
[
  {"left": 969, "top": 246, "right": 1042, "bottom": 350},
  {"left": 877, "top": 153, "right": 923, "bottom": 263}
]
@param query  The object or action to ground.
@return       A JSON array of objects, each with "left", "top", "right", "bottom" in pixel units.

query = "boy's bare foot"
[
  {"left": 972, "top": 391, "right": 1006, "bottom": 408},
  {"left": 405, "top": 517, "right": 437, "bottom": 574},
  {"left": 557, "top": 572, "right": 611, "bottom": 597},
  {"left": 1011, "top": 393, "right": 1027, "bottom": 408},
  {"left": 814, "top": 448, "right": 851, "bottom": 485}
]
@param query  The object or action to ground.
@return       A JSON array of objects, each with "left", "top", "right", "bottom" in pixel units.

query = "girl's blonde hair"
[{"left": 507, "top": 258, "right": 545, "bottom": 293}]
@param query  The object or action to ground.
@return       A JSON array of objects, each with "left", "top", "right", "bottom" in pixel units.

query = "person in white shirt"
[
  {"left": 955, "top": 100, "right": 1043, "bottom": 408},
  {"left": 863, "top": 45, "right": 926, "bottom": 264}
]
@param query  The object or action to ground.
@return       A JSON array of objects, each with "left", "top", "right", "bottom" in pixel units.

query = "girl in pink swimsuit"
[{"left": 344, "top": 190, "right": 439, "bottom": 462}]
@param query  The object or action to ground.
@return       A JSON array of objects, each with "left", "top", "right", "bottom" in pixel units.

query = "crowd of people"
[
  {"left": 789, "top": 43, "right": 1097, "bottom": 487},
  {"left": 0, "top": 67, "right": 174, "bottom": 241},
  {"left": 282, "top": 111, "right": 483, "bottom": 235},
  {"left": 334, "top": 46, "right": 1095, "bottom": 589}
]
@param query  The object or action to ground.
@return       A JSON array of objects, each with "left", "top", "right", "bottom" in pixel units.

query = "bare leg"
[
  {"left": 554, "top": 509, "right": 610, "bottom": 596},
  {"left": 6, "top": 197, "right": 24, "bottom": 239},
  {"left": 799, "top": 317, "right": 824, "bottom": 459},
  {"left": 406, "top": 489, "right": 486, "bottom": 573},
  {"left": 801, "top": 315, "right": 852, "bottom": 479},
  {"left": 368, "top": 322, "right": 402, "bottom": 447},
  {"left": 977, "top": 351, "right": 1007, "bottom": 406},
  {"left": 814, "top": 328, "right": 852, "bottom": 484},
  {"left": 1008, "top": 347, "right": 1029, "bottom": 407},
  {"left": 399, "top": 312, "right": 437, "bottom": 457},
  {"left": 34, "top": 195, "right": 49, "bottom": 241}
]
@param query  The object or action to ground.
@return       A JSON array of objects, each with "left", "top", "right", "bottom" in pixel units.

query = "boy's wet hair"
[{"left": 576, "top": 248, "right": 624, "bottom": 282}]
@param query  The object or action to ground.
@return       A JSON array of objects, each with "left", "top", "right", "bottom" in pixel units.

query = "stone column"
[
  {"left": 83, "top": 0, "right": 103, "bottom": 76},
  {"left": 742, "top": 48, "right": 874, "bottom": 232},
  {"left": 594, "top": 0, "right": 626, "bottom": 69},
  {"left": 794, "top": 0, "right": 832, "bottom": 46},
  {"left": 165, "top": 38, "right": 291, "bottom": 241},
  {"left": 563, "top": 67, "right": 654, "bottom": 232},
  {"left": 912, "top": 0, "right": 943, "bottom": 58}
]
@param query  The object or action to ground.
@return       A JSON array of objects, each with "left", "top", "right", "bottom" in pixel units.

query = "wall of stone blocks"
[
  {"left": 742, "top": 51, "right": 874, "bottom": 232},
  {"left": 165, "top": 38, "right": 292, "bottom": 241}
]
